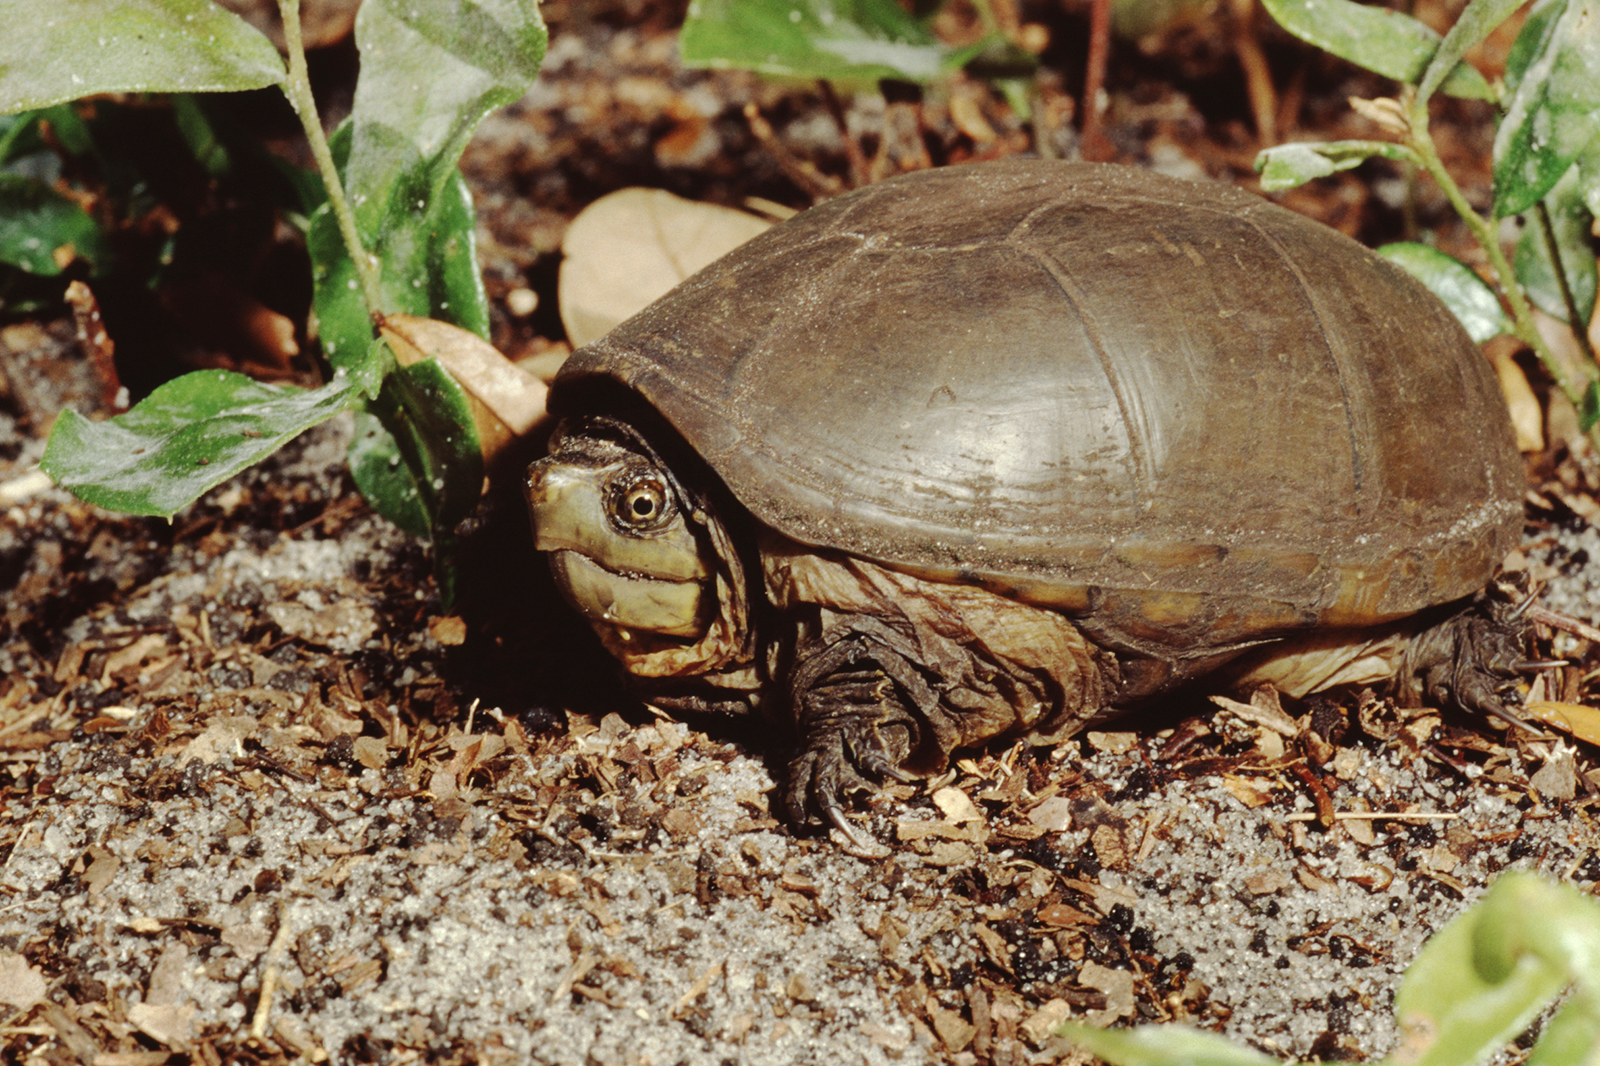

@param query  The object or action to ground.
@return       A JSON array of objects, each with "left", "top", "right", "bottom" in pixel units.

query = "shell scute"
[{"left": 552, "top": 161, "right": 1522, "bottom": 643}]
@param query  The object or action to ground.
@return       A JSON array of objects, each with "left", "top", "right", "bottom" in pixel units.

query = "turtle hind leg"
[
  {"left": 1398, "top": 586, "right": 1540, "bottom": 734},
  {"left": 780, "top": 635, "right": 943, "bottom": 836}
]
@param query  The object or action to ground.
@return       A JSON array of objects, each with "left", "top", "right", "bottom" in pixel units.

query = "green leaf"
[
  {"left": 1527, "top": 992, "right": 1600, "bottom": 1066},
  {"left": 367, "top": 354, "right": 484, "bottom": 536},
  {"left": 1058, "top": 1023, "right": 1283, "bottom": 1066},
  {"left": 1259, "top": 0, "right": 1493, "bottom": 100},
  {"left": 1581, "top": 380, "right": 1600, "bottom": 433},
  {"left": 41, "top": 369, "right": 360, "bottom": 517},
  {"left": 1378, "top": 242, "right": 1511, "bottom": 343},
  {"left": 1415, "top": 0, "right": 1525, "bottom": 105},
  {"left": 345, "top": 0, "right": 545, "bottom": 239},
  {"left": 349, "top": 407, "right": 431, "bottom": 537},
  {"left": 1492, "top": 0, "right": 1600, "bottom": 217},
  {"left": 1513, "top": 167, "right": 1597, "bottom": 325},
  {"left": 1394, "top": 874, "right": 1579, "bottom": 1066},
  {"left": 0, "top": 0, "right": 285, "bottom": 113},
  {"left": 309, "top": 157, "right": 487, "bottom": 373},
  {"left": 681, "top": 0, "right": 977, "bottom": 83},
  {"left": 0, "top": 173, "right": 109, "bottom": 274},
  {"left": 1254, "top": 139, "right": 1421, "bottom": 191}
]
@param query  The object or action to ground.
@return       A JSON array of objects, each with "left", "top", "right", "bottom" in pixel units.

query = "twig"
[
  {"left": 1528, "top": 604, "right": 1600, "bottom": 645},
  {"left": 250, "top": 905, "right": 296, "bottom": 1040}
]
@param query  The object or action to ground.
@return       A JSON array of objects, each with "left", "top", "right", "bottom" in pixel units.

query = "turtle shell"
[{"left": 549, "top": 160, "right": 1522, "bottom": 650}]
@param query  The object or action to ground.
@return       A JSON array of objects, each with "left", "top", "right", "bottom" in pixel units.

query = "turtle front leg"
[
  {"left": 1399, "top": 588, "right": 1534, "bottom": 732},
  {"left": 781, "top": 633, "right": 953, "bottom": 840}
]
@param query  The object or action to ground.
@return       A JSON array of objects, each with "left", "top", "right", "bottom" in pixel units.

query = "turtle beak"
[{"left": 526, "top": 457, "right": 709, "bottom": 638}]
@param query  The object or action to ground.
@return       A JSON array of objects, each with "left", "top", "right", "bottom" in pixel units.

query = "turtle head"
[{"left": 526, "top": 421, "right": 713, "bottom": 641}]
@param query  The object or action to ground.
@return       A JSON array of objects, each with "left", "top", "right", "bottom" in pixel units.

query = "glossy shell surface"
[{"left": 550, "top": 161, "right": 1522, "bottom": 644}]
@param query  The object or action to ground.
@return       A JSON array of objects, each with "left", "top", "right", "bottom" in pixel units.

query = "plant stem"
[
  {"left": 1534, "top": 200, "right": 1599, "bottom": 367},
  {"left": 1406, "top": 101, "right": 1600, "bottom": 447},
  {"left": 276, "top": 0, "right": 386, "bottom": 320}
]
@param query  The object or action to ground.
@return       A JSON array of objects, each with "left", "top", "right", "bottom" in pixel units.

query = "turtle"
[{"left": 525, "top": 159, "right": 1527, "bottom": 840}]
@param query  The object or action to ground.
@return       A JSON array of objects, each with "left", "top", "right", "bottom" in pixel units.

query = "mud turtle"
[{"left": 527, "top": 160, "right": 1525, "bottom": 837}]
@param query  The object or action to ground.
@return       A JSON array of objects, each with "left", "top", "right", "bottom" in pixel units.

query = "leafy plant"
[
  {"left": 680, "top": 0, "right": 1036, "bottom": 115},
  {"left": 2, "top": 0, "right": 546, "bottom": 599},
  {"left": 1254, "top": 0, "right": 1600, "bottom": 439},
  {"left": 1062, "top": 872, "right": 1600, "bottom": 1066}
]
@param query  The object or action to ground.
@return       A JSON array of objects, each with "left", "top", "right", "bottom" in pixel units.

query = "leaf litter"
[{"left": 1, "top": 419, "right": 1597, "bottom": 1065}]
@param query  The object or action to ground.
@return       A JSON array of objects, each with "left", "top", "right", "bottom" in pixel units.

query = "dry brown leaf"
[
  {"left": 101, "top": 633, "right": 170, "bottom": 685},
  {"left": 1078, "top": 961, "right": 1137, "bottom": 1025},
  {"left": 558, "top": 188, "right": 773, "bottom": 348},
  {"left": 1019, "top": 997, "right": 1072, "bottom": 1045},
  {"left": 927, "top": 1000, "right": 976, "bottom": 1051},
  {"left": 1221, "top": 773, "right": 1276, "bottom": 808},
  {"left": 128, "top": 1002, "right": 197, "bottom": 1051},
  {"left": 1084, "top": 730, "right": 1138, "bottom": 752},
  {"left": 1027, "top": 796, "right": 1074, "bottom": 832},
  {"left": 932, "top": 786, "right": 982, "bottom": 824},
  {"left": 925, "top": 841, "right": 979, "bottom": 867},
  {"left": 179, "top": 716, "right": 256, "bottom": 767},
  {"left": 0, "top": 951, "right": 46, "bottom": 1009},
  {"left": 1243, "top": 868, "right": 1294, "bottom": 895},
  {"left": 1209, "top": 690, "right": 1297, "bottom": 735},
  {"left": 1524, "top": 701, "right": 1600, "bottom": 746},
  {"left": 1487, "top": 340, "right": 1544, "bottom": 452},
  {"left": 429, "top": 615, "right": 468, "bottom": 646},
  {"left": 82, "top": 845, "right": 121, "bottom": 895}
]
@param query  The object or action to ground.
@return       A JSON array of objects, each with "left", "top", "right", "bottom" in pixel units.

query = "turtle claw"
[{"left": 782, "top": 714, "right": 919, "bottom": 842}]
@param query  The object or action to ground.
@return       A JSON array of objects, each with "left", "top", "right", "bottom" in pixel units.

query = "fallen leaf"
[
  {"left": 128, "top": 1002, "right": 197, "bottom": 1051},
  {"left": 1523, "top": 701, "right": 1600, "bottom": 746},
  {"left": 0, "top": 951, "right": 46, "bottom": 1009},
  {"left": 927, "top": 1000, "right": 976, "bottom": 1051},
  {"left": 1019, "top": 997, "right": 1072, "bottom": 1045},
  {"left": 428, "top": 615, "right": 468, "bottom": 646},
  {"left": 932, "top": 786, "right": 982, "bottom": 824},
  {"left": 1078, "top": 961, "right": 1136, "bottom": 1025},
  {"left": 1529, "top": 745, "right": 1578, "bottom": 801},
  {"left": 179, "top": 716, "right": 256, "bottom": 768},
  {"left": 1085, "top": 730, "right": 1138, "bottom": 753},
  {"left": 1243, "top": 868, "right": 1294, "bottom": 895},
  {"left": 558, "top": 188, "right": 772, "bottom": 348},
  {"left": 1026, "top": 796, "right": 1074, "bottom": 832},
  {"left": 1221, "top": 773, "right": 1276, "bottom": 808}
]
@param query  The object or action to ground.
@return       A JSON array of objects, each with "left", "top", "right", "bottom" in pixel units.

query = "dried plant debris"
[{"left": 1, "top": 426, "right": 1596, "bottom": 1066}]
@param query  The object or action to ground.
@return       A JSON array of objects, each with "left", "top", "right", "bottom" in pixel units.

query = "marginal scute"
[{"left": 550, "top": 160, "right": 1522, "bottom": 654}]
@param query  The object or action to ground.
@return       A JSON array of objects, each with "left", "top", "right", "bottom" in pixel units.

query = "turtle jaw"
[{"left": 526, "top": 454, "right": 711, "bottom": 640}]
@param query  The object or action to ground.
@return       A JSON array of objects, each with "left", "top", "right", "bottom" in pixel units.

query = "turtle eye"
[{"left": 606, "top": 470, "right": 677, "bottom": 533}]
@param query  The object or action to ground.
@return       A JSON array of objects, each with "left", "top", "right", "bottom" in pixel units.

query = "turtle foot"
[
  {"left": 781, "top": 661, "right": 924, "bottom": 838},
  {"left": 1401, "top": 584, "right": 1544, "bottom": 735}
]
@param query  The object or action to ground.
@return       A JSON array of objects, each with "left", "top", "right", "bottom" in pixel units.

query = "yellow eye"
[{"left": 607, "top": 472, "right": 675, "bottom": 532}]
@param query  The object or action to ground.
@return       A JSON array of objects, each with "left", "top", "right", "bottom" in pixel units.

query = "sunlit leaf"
[
  {"left": 1415, "top": 0, "right": 1524, "bottom": 104},
  {"left": 1254, "top": 139, "right": 1420, "bottom": 191},
  {"left": 0, "top": 0, "right": 285, "bottom": 113},
  {"left": 1512, "top": 168, "right": 1597, "bottom": 325},
  {"left": 1394, "top": 874, "right": 1579, "bottom": 1066},
  {"left": 1377, "top": 242, "right": 1511, "bottom": 343},
  {"left": 1259, "top": 0, "right": 1492, "bottom": 99},
  {"left": 344, "top": 0, "right": 546, "bottom": 238},
  {"left": 681, "top": 0, "right": 982, "bottom": 82},
  {"left": 41, "top": 369, "right": 360, "bottom": 517},
  {"left": 1493, "top": 0, "right": 1600, "bottom": 217}
]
